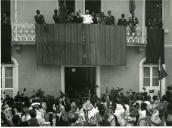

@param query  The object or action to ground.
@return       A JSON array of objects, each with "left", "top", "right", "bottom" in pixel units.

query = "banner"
[{"left": 36, "top": 24, "right": 126, "bottom": 66}]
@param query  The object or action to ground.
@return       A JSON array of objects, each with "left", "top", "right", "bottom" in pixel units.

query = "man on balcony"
[
  {"left": 53, "top": 9, "right": 60, "bottom": 24},
  {"left": 34, "top": 10, "right": 45, "bottom": 24},
  {"left": 105, "top": 10, "right": 115, "bottom": 25},
  {"left": 80, "top": 10, "right": 93, "bottom": 24},
  {"left": 117, "top": 14, "right": 127, "bottom": 26}
]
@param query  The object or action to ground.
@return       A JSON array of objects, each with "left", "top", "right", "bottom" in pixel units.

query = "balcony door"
[
  {"left": 66, "top": 0, "right": 75, "bottom": 13},
  {"left": 1, "top": 0, "right": 11, "bottom": 64},
  {"left": 65, "top": 67, "right": 96, "bottom": 99},
  {"left": 85, "top": 0, "right": 101, "bottom": 14}
]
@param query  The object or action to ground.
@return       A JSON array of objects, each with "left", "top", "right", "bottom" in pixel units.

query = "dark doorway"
[
  {"left": 1, "top": 0, "right": 11, "bottom": 64},
  {"left": 65, "top": 67, "right": 96, "bottom": 99},
  {"left": 66, "top": 0, "right": 75, "bottom": 14},
  {"left": 145, "top": 0, "right": 162, "bottom": 27},
  {"left": 85, "top": 0, "right": 101, "bottom": 14}
]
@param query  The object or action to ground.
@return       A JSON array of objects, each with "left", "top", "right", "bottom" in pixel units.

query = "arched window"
[
  {"left": 1, "top": 57, "right": 18, "bottom": 99},
  {"left": 139, "top": 58, "right": 166, "bottom": 96}
]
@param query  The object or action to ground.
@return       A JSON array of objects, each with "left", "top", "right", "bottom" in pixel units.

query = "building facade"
[{"left": 1, "top": 0, "right": 172, "bottom": 99}]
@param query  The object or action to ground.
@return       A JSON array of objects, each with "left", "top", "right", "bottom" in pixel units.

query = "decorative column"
[
  {"left": 15, "top": 0, "right": 17, "bottom": 23},
  {"left": 142, "top": 0, "right": 146, "bottom": 44}
]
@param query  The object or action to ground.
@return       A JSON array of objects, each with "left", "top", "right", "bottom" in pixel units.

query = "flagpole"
[{"left": 158, "top": 57, "right": 162, "bottom": 101}]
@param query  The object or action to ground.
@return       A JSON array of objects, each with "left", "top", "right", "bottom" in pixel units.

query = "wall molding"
[{"left": 165, "top": 44, "right": 172, "bottom": 48}]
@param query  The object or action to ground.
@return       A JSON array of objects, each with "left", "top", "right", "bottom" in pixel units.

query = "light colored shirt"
[
  {"left": 139, "top": 110, "right": 146, "bottom": 120},
  {"left": 81, "top": 14, "right": 93, "bottom": 24}
]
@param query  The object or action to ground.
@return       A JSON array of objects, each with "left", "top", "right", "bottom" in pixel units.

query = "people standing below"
[
  {"left": 53, "top": 9, "right": 60, "bottom": 24},
  {"left": 117, "top": 14, "right": 127, "bottom": 26},
  {"left": 34, "top": 10, "right": 45, "bottom": 24},
  {"left": 27, "top": 109, "right": 39, "bottom": 126},
  {"left": 105, "top": 10, "right": 115, "bottom": 25},
  {"left": 81, "top": 10, "right": 93, "bottom": 24}
]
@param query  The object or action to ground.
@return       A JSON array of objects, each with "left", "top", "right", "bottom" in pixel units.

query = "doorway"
[
  {"left": 65, "top": 67, "right": 96, "bottom": 99},
  {"left": 85, "top": 0, "right": 101, "bottom": 14}
]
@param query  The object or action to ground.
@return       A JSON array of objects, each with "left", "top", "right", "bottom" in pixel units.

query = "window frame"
[
  {"left": 139, "top": 58, "right": 166, "bottom": 96},
  {"left": 142, "top": 64, "right": 159, "bottom": 87},
  {"left": 1, "top": 58, "right": 18, "bottom": 99}
]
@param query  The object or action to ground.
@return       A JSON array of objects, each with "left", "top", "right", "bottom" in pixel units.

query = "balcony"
[
  {"left": 12, "top": 23, "right": 35, "bottom": 44},
  {"left": 11, "top": 23, "right": 147, "bottom": 46}
]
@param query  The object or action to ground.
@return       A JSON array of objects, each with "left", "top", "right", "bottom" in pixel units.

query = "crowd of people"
[
  {"left": 34, "top": 9, "right": 138, "bottom": 27},
  {"left": 1, "top": 85, "right": 172, "bottom": 127}
]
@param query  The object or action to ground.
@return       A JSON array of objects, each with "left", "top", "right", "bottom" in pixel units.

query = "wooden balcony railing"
[{"left": 12, "top": 23, "right": 147, "bottom": 45}]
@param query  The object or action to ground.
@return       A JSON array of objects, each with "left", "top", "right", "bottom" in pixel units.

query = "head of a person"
[
  {"left": 162, "top": 95, "right": 168, "bottom": 102},
  {"left": 76, "top": 11, "right": 80, "bottom": 16},
  {"left": 153, "top": 95, "right": 158, "bottom": 102},
  {"left": 85, "top": 10, "right": 89, "bottom": 15},
  {"left": 71, "top": 101, "right": 77, "bottom": 111},
  {"left": 70, "top": 12, "right": 75, "bottom": 17},
  {"left": 2, "top": 12, "right": 7, "bottom": 17},
  {"left": 36, "top": 10, "right": 40, "bottom": 15},
  {"left": 141, "top": 102, "right": 147, "bottom": 111},
  {"left": 54, "top": 9, "right": 58, "bottom": 14},
  {"left": 12, "top": 115, "right": 21, "bottom": 126},
  {"left": 121, "top": 14, "right": 125, "bottom": 18},
  {"left": 101, "top": 12, "right": 104, "bottom": 16},
  {"left": 108, "top": 10, "right": 111, "bottom": 16},
  {"left": 30, "top": 109, "right": 37, "bottom": 118}
]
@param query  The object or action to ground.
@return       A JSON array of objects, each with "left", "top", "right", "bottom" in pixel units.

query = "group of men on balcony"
[{"left": 34, "top": 9, "right": 138, "bottom": 28}]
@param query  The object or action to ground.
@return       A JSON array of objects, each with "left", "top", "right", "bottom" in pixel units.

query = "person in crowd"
[
  {"left": 67, "top": 12, "right": 75, "bottom": 23},
  {"left": 21, "top": 106, "right": 31, "bottom": 126},
  {"left": 1, "top": 112, "right": 13, "bottom": 126},
  {"left": 128, "top": 12, "right": 138, "bottom": 27},
  {"left": 34, "top": 10, "right": 45, "bottom": 24},
  {"left": 146, "top": 18, "right": 153, "bottom": 29},
  {"left": 91, "top": 12, "right": 98, "bottom": 24},
  {"left": 2, "top": 12, "right": 10, "bottom": 25},
  {"left": 138, "top": 103, "right": 147, "bottom": 121},
  {"left": 80, "top": 10, "right": 93, "bottom": 24},
  {"left": 32, "top": 102, "right": 45, "bottom": 126},
  {"left": 12, "top": 115, "right": 22, "bottom": 126},
  {"left": 117, "top": 13, "right": 127, "bottom": 26},
  {"left": 53, "top": 9, "right": 60, "bottom": 24},
  {"left": 164, "top": 86, "right": 172, "bottom": 126},
  {"left": 97, "top": 12, "right": 106, "bottom": 24},
  {"left": 106, "top": 10, "right": 115, "bottom": 25},
  {"left": 73, "top": 11, "right": 83, "bottom": 23},
  {"left": 27, "top": 109, "right": 40, "bottom": 126}
]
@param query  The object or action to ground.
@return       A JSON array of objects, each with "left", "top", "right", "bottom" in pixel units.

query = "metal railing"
[{"left": 12, "top": 23, "right": 147, "bottom": 45}]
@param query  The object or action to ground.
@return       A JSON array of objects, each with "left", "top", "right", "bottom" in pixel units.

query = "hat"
[
  {"left": 144, "top": 101, "right": 150, "bottom": 106},
  {"left": 83, "top": 102, "right": 93, "bottom": 111},
  {"left": 31, "top": 102, "right": 40, "bottom": 107}
]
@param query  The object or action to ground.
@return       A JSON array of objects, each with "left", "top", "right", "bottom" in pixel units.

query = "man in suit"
[
  {"left": 53, "top": 9, "right": 60, "bottom": 24},
  {"left": 117, "top": 14, "right": 127, "bottom": 26},
  {"left": 106, "top": 10, "right": 115, "bottom": 25},
  {"left": 34, "top": 10, "right": 45, "bottom": 24}
]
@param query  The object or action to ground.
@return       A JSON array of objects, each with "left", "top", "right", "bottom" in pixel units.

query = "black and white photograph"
[{"left": 1, "top": 0, "right": 172, "bottom": 126}]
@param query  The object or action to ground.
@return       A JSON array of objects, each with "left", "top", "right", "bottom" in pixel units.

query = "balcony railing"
[
  {"left": 12, "top": 23, "right": 35, "bottom": 42},
  {"left": 12, "top": 23, "right": 147, "bottom": 45},
  {"left": 126, "top": 26, "right": 147, "bottom": 45}
]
